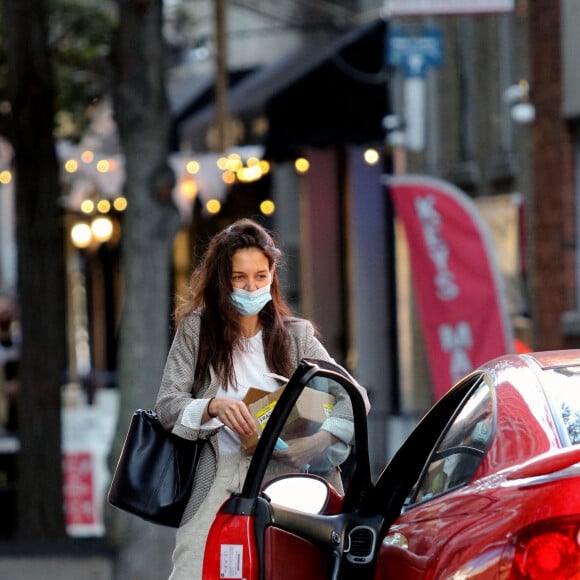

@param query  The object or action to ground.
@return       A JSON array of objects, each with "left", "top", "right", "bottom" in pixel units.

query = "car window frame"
[
  {"left": 404, "top": 374, "right": 495, "bottom": 508},
  {"left": 241, "top": 357, "right": 372, "bottom": 512},
  {"left": 531, "top": 363, "right": 580, "bottom": 447},
  {"left": 372, "top": 370, "right": 494, "bottom": 532}
]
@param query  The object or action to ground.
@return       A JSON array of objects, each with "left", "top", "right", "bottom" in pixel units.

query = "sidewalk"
[
  {"left": 0, "top": 538, "right": 113, "bottom": 580},
  {"left": 0, "top": 556, "right": 112, "bottom": 580}
]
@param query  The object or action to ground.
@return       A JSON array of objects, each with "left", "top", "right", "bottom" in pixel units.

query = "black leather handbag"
[{"left": 108, "top": 409, "right": 202, "bottom": 527}]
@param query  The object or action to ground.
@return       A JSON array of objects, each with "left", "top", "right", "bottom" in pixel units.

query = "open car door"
[
  {"left": 202, "top": 357, "right": 488, "bottom": 580},
  {"left": 202, "top": 358, "right": 374, "bottom": 580}
]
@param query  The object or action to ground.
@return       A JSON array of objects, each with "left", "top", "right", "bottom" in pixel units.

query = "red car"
[{"left": 203, "top": 351, "right": 580, "bottom": 580}]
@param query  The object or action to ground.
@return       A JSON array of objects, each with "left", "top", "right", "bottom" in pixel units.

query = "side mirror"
[{"left": 262, "top": 474, "right": 330, "bottom": 514}]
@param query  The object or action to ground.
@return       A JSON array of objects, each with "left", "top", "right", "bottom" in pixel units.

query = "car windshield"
[{"left": 541, "top": 365, "right": 580, "bottom": 445}]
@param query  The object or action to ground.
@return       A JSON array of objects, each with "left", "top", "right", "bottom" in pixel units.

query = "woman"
[{"left": 155, "top": 218, "right": 369, "bottom": 580}]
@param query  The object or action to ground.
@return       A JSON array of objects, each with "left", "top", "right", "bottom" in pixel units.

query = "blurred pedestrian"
[
  {"left": 0, "top": 294, "right": 20, "bottom": 434},
  {"left": 154, "top": 218, "right": 369, "bottom": 580}
]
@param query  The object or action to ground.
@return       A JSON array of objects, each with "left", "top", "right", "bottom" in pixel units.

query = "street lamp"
[{"left": 504, "top": 80, "right": 535, "bottom": 125}]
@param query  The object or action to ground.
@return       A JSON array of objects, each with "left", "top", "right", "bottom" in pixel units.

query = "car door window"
[
  {"left": 261, "top": 372, "right": 357, "bottom": 499},
  {"left": 540, "top": 365, "right": 580, "bottom": 445},
  {"left": 408, "top": 376, "right": 494, "bottom": 504}
]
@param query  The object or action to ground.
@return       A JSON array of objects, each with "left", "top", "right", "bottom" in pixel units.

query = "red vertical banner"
[
  {"left": 389, "top": 175, "right": 513, "bottom": 399},
  {"left": 63, "top": 451, "right": 96, "bottom": 528}
]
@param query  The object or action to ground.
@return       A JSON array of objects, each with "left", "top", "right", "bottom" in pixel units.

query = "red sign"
[
  {"left": 63, "top": 452, "right": 96, "bottom": 527},
  {"left": 389, "top": 175, "right": 513, "bottom": 399},
  {"left": 384, "top": 0, "right": 515, "bottom": 15}
]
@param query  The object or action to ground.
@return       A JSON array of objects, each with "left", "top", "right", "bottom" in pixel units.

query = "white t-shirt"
[{"left": 215, "top": 330, "right": 280, "bottom": 453}]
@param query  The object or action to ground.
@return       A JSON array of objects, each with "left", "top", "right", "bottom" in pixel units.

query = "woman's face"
[{"left": 231, "top": 248, "right": 273, "bottom": 291}]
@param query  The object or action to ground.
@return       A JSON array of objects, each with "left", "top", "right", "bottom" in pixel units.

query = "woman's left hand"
[{"left": 274, "top": 430, "right": 338, "bottom": 469}]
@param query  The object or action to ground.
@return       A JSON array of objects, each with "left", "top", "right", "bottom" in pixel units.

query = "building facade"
[{"left": 532, "top": 0, "right": 580, "bottom": 351}]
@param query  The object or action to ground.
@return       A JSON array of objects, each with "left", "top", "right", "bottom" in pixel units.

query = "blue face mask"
[
  {"left": 471, "top": 420, "right": 491, "bottom": 446},
  {"left": 231, "top": 284, "right": 272, "bottom": 317}
]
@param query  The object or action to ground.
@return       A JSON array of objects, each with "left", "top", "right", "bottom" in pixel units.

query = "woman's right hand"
[{"left": 205, "top": 398, "right": 257, "bottom": 438}]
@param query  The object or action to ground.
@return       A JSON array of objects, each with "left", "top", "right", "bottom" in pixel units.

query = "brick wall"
[{"left": 529, "top": 0, "right": 577, "bottom": 349}]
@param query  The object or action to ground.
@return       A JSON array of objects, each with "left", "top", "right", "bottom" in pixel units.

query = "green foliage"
[
  {"left": 48, "top": 0, "right": 117, "bottom": 139},
  {"left": 0, "top": 1, "right": 116, "bottom": 140},
  {"left": 0, "top": 0, "right": 203, "bottom": 141}
]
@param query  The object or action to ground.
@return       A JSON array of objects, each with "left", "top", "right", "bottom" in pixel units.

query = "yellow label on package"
[
  {"left": 256, "top": 401, "right": 277, "bottom": 430},
  {"left": 323, "top": 403, "right": 334, "bottom": 417}
]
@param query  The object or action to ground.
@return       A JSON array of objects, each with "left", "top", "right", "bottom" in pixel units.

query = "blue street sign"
[{"left": 387, "top": 26, "right": 443, "bottom": 78}]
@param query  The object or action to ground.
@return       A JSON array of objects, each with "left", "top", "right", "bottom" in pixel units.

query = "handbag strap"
[{"left": 190, "top": 313, "right": 206, "bottom": 397}]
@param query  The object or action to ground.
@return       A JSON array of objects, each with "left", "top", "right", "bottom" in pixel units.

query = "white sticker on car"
[{"left": 220, "top": 544, "right": 243, "bottom": 578}]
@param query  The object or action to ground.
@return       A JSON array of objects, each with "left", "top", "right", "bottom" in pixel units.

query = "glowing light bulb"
[
  {"left": 206, "top": 199, "right": 221, "bottom": 214},
  {"left": 97, "top": 199, "right": 111, "bottom": 213},
  {"left": 71, "top": 223, "right": 92, "bottom": 249},
  {"left": 260, "top": 200, "right": 275, "bottom": 216},
  {"left": 64, "top": 159, "right": 78, "bottom": 173},
  {"left": 113, "top": 197, "right": 128, "bottom": 211},
  {"left": 91, "top": 216, "right": 114, "bottom": 243},
  {"left": 186, "top": 160, "right": 200, "bottom": 175},
  {"left": 295, "top": 158, "right": 310, "bottom": 173},
  {"left": 364, "top": 148, "right": 380, "bottom": 165},
  {"left": 80, "top": 200, "right": 95, "bottom": 214},
  {"left": 179, "top": 176, "right": 198, "bottom": 200}
]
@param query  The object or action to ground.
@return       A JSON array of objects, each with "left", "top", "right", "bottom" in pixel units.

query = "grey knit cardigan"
[{"left": 154, "top": 311, "right": 339, "bottom": 525}]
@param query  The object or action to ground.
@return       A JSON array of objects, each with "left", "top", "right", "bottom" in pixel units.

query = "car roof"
[{"left": 522, "top": 350, "right": 580, "bottom": 370}]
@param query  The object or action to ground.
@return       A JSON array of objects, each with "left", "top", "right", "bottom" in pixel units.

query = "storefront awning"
[
  {"left": 179, "top": 18, "right": 390, "bottom": 159},
  {"left": 168, "top": 67, "right": 255, "bottom": 150}
]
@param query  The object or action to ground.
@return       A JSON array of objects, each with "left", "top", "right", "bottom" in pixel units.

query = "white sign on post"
[
  {"left": 384, "top": 0, "right": 515, "bottom": 15},
  {"left": 405, "top": 77, "right": 426, "bottom": 151}
]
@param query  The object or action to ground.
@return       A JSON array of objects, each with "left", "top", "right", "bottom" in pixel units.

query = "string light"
[
  {"left": 81, "top": 150, "right": 94, "bottom": 163},
  {"left": 364, "top": 148, "right": 380, "bottom": 165},
  {"left": 91, "top": 216, "right": 114, "bottom": 243},
  {"left": 206, "top": 199, "right": 221, "bottom": 214},
  {"left": 179, "top": 175, "right": 198, "bottom": 200},
  {"left": 222, "top": 170, "right": 236, "bottom": 184},
  {"left": 295, "top": 157, "right": 310, "bottom": 173},
  {"left": 260, "top": 199, "right": 275, "bottom": 215},
  {"left": 64, "top": 159, "right": 78, "bottom": 173},
  {"left": 63, "top": 150, "right": 277, "bottom": 226},
  {"left": 113, "top": 197, "right": 128, "bottom": 211},
  {"left": 96, "top": 159, "right": 111, "bottom": 173},
  {"left": 186, "top": 160, "right": 200, "bottom": 174},
  {"left": 70, "top": 223, "right": 92, "bottom": 249},
  {"left": 80, "top": 200, "right": 95, "bottom": 214},
  {"left": 97, "top": 199, "right": 111, "bottom": 213}
]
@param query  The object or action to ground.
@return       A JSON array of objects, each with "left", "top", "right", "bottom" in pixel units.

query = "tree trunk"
[
  {"left": 108, "top": 0, "right": 181, "bottom": 577},
  {"left": 2, "top": 0, "right": 67, "bottom": 538}
]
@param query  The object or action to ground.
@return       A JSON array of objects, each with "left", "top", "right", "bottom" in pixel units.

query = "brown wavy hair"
[{"left": 175, "top": 218, "right": 294, "bottom": 388}]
